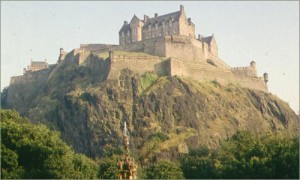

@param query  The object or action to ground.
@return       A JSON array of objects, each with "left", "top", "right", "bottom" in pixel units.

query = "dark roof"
[
  {"left": 202, "top": 36, "right": 213, "bottom": 44},
  {"left": 119, "top": 14, "right": 142, "bottom": 34},
  {"left": 119, "top": 24, "right": 130, "bottom": 34},
  {"left": 131, "top": 14, "right": 141, "bottom": 22},
  {"left": 143, "top": 11, "right": 181, "bottom": 27}
]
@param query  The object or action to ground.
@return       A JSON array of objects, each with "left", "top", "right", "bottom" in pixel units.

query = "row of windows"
[
  {"left": 121, "top": 22, "right": 174, "bottom": 37},
  {"left": 144, "top": 29, "right": 177, "bottom": 39},
  {"left": 120, "top": 28, "right": 177, "bottom": 44},
  {"left": 148, "top": 21, "right": 172, "bottom": 30}
]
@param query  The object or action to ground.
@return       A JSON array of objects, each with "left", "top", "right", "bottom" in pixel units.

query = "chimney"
[
  {"left": 155, "top": 13, "right": 158, "bottom": 18},
  {"left": 198, "top": 34, "right": 203, "bottom": 40},
  {"left": 144, "top": 15, "right": 148, "bottom": 22},
  {"left": 180, "top": 5, "right": 184, "bottom": 12},
  {"left": 124, "top": 21, "right": 128, "bottom": 25}
]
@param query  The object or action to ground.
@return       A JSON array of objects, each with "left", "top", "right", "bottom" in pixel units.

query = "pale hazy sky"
[{"left": 1, "top": 1, "right": 299, "bottom": 113}]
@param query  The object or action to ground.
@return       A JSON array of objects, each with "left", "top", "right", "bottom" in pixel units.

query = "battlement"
[
  {"left": 10, "top": 6, "right": 269, "bottom": 94},
  {"left": 25, "top": 60, "right": 48, "bottom": 73},
  {"left": 231, "top": 61, "right": 257, "bottom": 77}
]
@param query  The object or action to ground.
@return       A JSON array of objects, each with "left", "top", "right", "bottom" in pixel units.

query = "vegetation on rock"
[
  {"left": 180, "top": 131, "right": 299, "bottom": 179},
  {"left": 1, "top": 52, "right": 299, "bottom": 178},
  {"left": 1, "top": 109, "right": 99, "bottom": 179}
]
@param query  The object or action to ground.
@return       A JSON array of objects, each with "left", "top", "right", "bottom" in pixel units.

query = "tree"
[
  {"left": 144, "top": 160, "right": 184, "bottom": 179},
  {"left": 98, "top": 156, "right": 119, "bottom": 179},
  {"left": 1, "top": 109, "right": 99, "bottom": 179},
  {"left": 180, "top": 147, "right": 221, "bottom": 179}
]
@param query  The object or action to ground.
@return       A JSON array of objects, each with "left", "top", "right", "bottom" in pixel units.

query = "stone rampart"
[
  {"left": 79, "top": 35, "right": 212, "bottom": 63},
  {"left": 107, "top": 52, "right": 165, "bottom": 80},
  {"left": 231, "top": 66, "right": 257, "bottom": 77},
  {"left": 80, "top": 44, "right": 117, "bottom": 52}
]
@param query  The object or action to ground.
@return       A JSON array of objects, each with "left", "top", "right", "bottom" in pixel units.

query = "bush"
[{"left": 1, "top": 109, "right": 98, "bottom": 179}]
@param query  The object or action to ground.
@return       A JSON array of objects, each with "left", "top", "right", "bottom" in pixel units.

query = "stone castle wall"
[
  {"left": 10, "top": 33, "right": 268, "bottom": 94},
  {"left": 107, "top": 52, "right": 165, "bottom": 80},
  {"left": 231, "top": 66, "right": 257, "bottom": 77},
  {"left": 78, "top": 35, "right": 268, "bottom": 92},
  {"left": 165, "top": 58, "right": 267, "bottom": 91},
  {"left": 81, "top": 35, "right": 212, "bottom": 63},
  {"left": 10, "top": 67, "right": 52, "bottom": 85}
]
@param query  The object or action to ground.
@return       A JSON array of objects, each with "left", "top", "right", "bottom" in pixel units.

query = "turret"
[
  {"left": 180, "top": 5, "right": 184, "bottom": 13},
  {"left": 188, "top": 18, "right": 192, "bottom": 25},
  {"left": 250, "top": 61, "right": 256, "bottom": 69},
  {"left": 263, "top": 72, "right": 269, "bottom": 83},
  {"left": 60, "top": 48, "right": 64, "bottom": 54},
  {"left": 58, "top": 48, "right": 66, "bottom": 63},
  {"left": 144, "top": 15, "right": 148, "bottom": 22}
]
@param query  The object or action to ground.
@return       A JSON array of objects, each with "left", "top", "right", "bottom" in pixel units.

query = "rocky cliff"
[{"left": 2, "top": 52, "right": 298, "bottom": 163}]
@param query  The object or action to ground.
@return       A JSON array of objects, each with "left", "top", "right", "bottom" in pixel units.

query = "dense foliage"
[
  {"left": 1, "top": 109, "right": 298, "bottom": 179},
  {"left": 144, "top": 160, "right": 184, "bottom": 179},
  {"left": 1, "top": 109, "right": 98, "bottom": 179},
  {"left": 180, "top": 131, "right": 299, "bottom": 179}
]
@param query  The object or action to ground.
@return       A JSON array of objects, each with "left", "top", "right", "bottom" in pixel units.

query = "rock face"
[{"left": 2, "top": 55, "right": 299, "bottom": 163}]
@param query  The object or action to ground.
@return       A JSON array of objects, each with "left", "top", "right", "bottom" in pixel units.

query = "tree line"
[{"left": 1, "top": 109, "right": 298, "bottom": 179}]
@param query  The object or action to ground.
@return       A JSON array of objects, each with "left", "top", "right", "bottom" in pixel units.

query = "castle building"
[
  {"left": 10, "top": 5, "right": 269, "bottom": 93},
  {"left": 119, "top": 5, "right": 195, "bottom": 45},
  {"left": 26, "top": 60, "right": 48, "bottom": 72}
]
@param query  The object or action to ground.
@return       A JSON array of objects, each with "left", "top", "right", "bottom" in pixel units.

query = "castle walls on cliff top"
[{"left": 107, "top": 51, "right": 166, "bottom": 80}]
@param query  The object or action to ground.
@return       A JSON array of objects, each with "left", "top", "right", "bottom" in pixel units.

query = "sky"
[{"left": 1, "top": 1, "right": 299, "bottom": 113}]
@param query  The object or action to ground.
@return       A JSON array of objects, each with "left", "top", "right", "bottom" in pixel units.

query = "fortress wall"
[
  {"left": 191, "top": 38, "right": 205, "bottom": 61},
  {"left": 164, "top": 36, "right": 195, "bottom": 61},
  {"left": 238, "top": 77, "right": 268, "bottom": 92},
  {"left": 164, "top": 36, "right": 205, "bottom": 62},
  {"left": 10, "top": 75, "right": 24, "bottom": 85},
  {"left": 187, "top": 66, "right": 237, "bottom": 85},
  {"left": 107, "top": 54, "right": 163, "bottom": 80},
  {"left": 111, "top": 41, "right": 145, "bottom": 52},
  {"left": 80, "top": 44, "right": 116, "bottom": 52},
  {"left": 154, "top": 38, "right": 166, "bottom": 57},
  {"left": 202, "top": 42, "right": 209, "bottom": 60},
  {"left": 78, "top": 51, "right": 91, "bottom": 65},
  {"left": 10, "top": 68, "right": 50, "bottom": 85},
  {"left": 169, "top": 58, "right": 188, "bottom": 76},
  {"left": 208, "top": 55, "right": 231, "bottom": 69},
  {"left": 231, "top": 66, "right": 257, "bottom": 77}
]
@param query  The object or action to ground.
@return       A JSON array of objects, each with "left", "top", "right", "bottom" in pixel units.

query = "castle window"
[
  {"left": 127, "top": 31, "right": 130, "bottom": 36},
  {"left": 169, "top": 20, "right": 172, "bottom": 26},
  {"left": 155, "top": 23, "right": 158, "bottom": 30},
  {"left": 162, "top": 21, "right": 165, "bottom": 28},
  {"left": 148, "top": 25, "right": 151, "bottom": 31}
]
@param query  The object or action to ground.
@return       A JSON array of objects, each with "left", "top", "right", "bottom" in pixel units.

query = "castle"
[{"left": 10, "top": 5, "right": 269, "bottom": 92}]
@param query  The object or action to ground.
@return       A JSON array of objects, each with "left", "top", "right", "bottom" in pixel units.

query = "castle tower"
[
  {"left": 58, "top": 48, "right": 66, "bottom": 63},
  {"left": 250, "top": 61, "right": 256, "bottom": 69},
  {"left": 263, "top": 72, "right": 269, "bottom": 83}
]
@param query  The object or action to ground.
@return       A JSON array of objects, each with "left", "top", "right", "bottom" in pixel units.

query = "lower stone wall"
[
  {"left": 166, "top": 58, "right": 268, "bottom": 92},
  {"left": 80, "top": 44, "right": 117, "bottom": 52},
  {"left": 107, "top": 54, "right": 165, "bottom": 80},
  {"left": 231, "top": 66, "right": 257, "bottom": 77}
]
